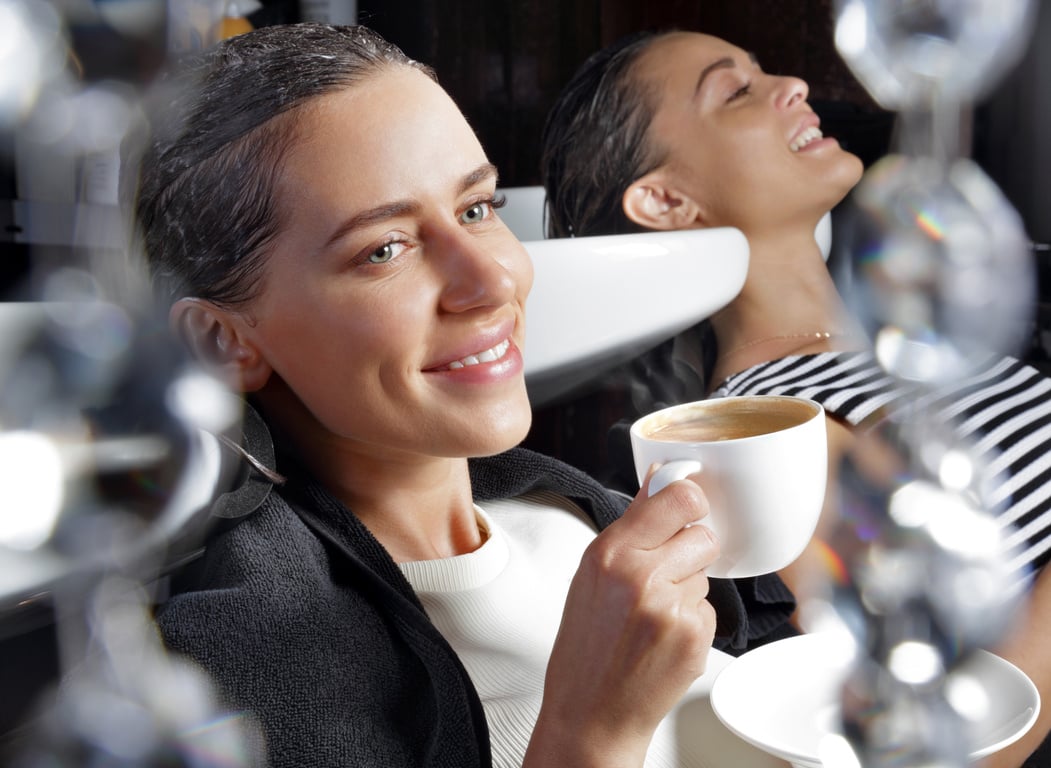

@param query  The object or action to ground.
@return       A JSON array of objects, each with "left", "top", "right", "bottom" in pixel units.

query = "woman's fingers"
[
  {"left": 664, "top": 522, "right": 721, "bottom": 583},
  {"left": 615, "top": 473, "right": 711, "bottom": 551},
  {"left": 534, "top": 477, "right": 722, "bottom": 761},
  {"left": 570, "top": 479, "right": 719, "bottom": 671},
  {"left": 594, "top": 474, "right": 719, "bottom": 584}
]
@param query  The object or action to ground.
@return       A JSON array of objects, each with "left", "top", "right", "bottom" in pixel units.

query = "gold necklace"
[{"left": 721, "top": 331, "right": 844, "bottom": 359}]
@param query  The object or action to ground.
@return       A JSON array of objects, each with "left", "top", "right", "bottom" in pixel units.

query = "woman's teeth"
[
  {"left": 444, "top": 339, "right": 511, "bottom": 370},
  {"left": 790, "top": 126, "right": 823, "bottom": 152}
]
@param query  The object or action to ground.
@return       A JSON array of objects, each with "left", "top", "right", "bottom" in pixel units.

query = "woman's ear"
[
  {"left": 622, "top": 173, "right": 705, "bottom": 231},
  {"left": 169, "top": 298, "right": 273, "bottom": 392}
]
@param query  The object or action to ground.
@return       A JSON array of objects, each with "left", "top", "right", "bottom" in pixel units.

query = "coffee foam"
[{"left": 641, "top": 397, "right": 818, "bottom": 443}]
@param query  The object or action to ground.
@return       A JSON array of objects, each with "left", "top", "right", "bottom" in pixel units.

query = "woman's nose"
[
  {"left": 775, "top": 75, "right": 809, "bottom": 110},
  {"left": 437, "top": 231, "right": 518, "bottom": 312}
]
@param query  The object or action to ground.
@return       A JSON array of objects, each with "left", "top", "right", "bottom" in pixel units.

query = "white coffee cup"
[{"left": 629, "top": 395, "right": 827, "bottom": 579}]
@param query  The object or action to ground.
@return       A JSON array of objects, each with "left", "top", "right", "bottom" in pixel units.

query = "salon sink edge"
[{"left": 521, "top": 227, "right": 749, "bottom": 407}]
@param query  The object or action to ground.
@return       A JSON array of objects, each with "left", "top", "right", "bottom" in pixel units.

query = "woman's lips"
[
  {"left": 790, "top": 125, "right": 824, "bottom": 152},
  {"left": 428, "top": 338, "right": 513, "bottom": 371}
]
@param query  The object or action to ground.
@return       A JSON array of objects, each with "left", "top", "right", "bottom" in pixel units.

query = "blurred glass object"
[
  {"left": 1, "top": 3, "right": 256, "bottom": 765},
  {"left": 841, "top": 656, "right": 969, "bottom": 768},
  {"left": 92, "top": 0, "right": 166, "bottom": 38},
  {"left": 0, "top": 270, "right": 240, "bottom": 584},
  {"left": 9, "top": 576, "right": 261, "bottom": 768},
  {"left": 0, "top": 430, "right": 65, "bottom": 550},
  {"left": 0, "top": 0, "right": 68, "bottom": 130},
  {"left": 834, "top": 0, "right": 1036, "bottom": 109},
  {"left": 834, "top": 0, "right": 1036, "bottom": 387},
  {"left": 829, "top": 408, "right": 1027, "bottom": 767},
  {"left": 167, "top": 0, "right": 226, "bottom": 52},
  {"left": 836, "top": 409, "right": 1024, "bottom": 643},
  {"left": 0, "top": 284, "right": 245, "bottom": 765},
  {"left": 842, "top": 154, "right": 1034, "bottom": 383}
]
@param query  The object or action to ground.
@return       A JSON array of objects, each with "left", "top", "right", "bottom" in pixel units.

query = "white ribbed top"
[{"left": 398, "top": 491, "right": 786, "bottom": 768}]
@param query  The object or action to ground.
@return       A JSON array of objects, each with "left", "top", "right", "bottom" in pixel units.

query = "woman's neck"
[
  {"left": 329, "top": 458, "right": 485, "bottom": 563},
  {"left": 708, "top": 226, "right": 867, "bottom": 388},
  {"left": 255, "top": 386, "right": 485, "bottom": 563}
]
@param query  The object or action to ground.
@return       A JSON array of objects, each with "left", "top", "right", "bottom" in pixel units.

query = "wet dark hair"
[
  {"left": 540, "top": 29, "right": 675, "bottom": 239},
  {"left": 123, "top": 23, "right": 434, "bottom": 308}
]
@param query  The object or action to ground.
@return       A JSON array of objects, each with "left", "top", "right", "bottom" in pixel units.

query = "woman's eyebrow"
[
  {"left": 460, "top": 162, "right": 500, "bottom": 194},
  {"left": 693, "top": 51, "right": 760, "bottom": 97},
  {"left": 322, "top": 162, "right": 500, "bottom": 249},
  {"left": 324, "top": 200, "right": 419, "bottom": 248}
]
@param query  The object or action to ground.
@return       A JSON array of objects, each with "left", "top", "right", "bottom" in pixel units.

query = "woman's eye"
[
  {"left": 367, "top": 241, "right": 403, "bottom": 264},
  {"left": 460, "top": 202, "right": 491, "bottom": 225},
  {"left": 728, "top": 83, "right": 751, "bottom": 102}
]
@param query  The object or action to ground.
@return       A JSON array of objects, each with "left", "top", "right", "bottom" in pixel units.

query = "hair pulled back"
[
  {"left": 125, "top": 23, "right": 432, "bottom": 308},
  {"left": 540, "top": 30, "right": 673, "bottom": 239}
]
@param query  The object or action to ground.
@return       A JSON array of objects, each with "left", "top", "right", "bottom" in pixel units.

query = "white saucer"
[{"left": 710, "top": 633, "right": 1040, "bottom": 767}]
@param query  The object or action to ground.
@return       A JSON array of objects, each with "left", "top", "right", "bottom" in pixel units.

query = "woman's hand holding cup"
[
  {"left": 527, "top": 472, "right": 719, "bottom": 768},
  {"left": 630, "top": 395, "right": 827, "bottom": 579}
]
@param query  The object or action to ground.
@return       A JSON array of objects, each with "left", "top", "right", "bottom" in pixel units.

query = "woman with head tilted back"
[
  {"left": 542, "top": 29, "right": 1051, "bottom": 768},
  {"left": 126, "top": 22, "right": 797, "bottom": 768},
  {"left": 543, "top": 30, "right": 867, "bottom": 394}
]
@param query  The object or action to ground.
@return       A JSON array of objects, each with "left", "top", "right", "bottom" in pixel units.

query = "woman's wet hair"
[
  {"left": 123, "top": 24, "right": 433, "bottom": 308},
  {"left": 540, "top": 29, "right": 674, "bottom": 239}
]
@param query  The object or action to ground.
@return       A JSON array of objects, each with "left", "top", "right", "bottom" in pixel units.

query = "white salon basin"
[
  {"left": 521, "top": 228, "right": 749, "bottom": 406},
  {"left": 500, "top": 186, "right": 750, "bottom": 405}
]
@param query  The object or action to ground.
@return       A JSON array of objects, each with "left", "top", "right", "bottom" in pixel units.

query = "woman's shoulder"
[
  {"left": 157, "top": 490, "right": 325, "bottom": 623},
  {"left": 154, "top": 482, "right": 463, "bottom": 768},
  {"left": 155, "top": 484, "right": 410, "bottom": 685}
]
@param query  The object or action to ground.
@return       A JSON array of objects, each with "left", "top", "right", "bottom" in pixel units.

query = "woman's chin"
[
  {"left": 496, "top": 416, "right": 533, "bottom": 454},
  {"left": 839, "top": 154, "right": 866, "bottom": 195},
  {"left": 818, "top": 169, "right": 864, "bottom": 215},
  {"left": 468, "top": 405, "right": 533, "bottom": 458}
]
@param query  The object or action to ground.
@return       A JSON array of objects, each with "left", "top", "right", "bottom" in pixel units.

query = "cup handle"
[{"left": 645, "top": 459, "right": 703, "bottom": 497}]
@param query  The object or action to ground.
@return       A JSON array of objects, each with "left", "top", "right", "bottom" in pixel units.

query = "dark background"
[{"left": 360, "top": 0, "right": 894, "bottom": 184}]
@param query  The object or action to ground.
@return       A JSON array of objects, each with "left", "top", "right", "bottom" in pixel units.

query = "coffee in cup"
[{"left": 630, "top": 395, "right": 826, "bottom": 579}]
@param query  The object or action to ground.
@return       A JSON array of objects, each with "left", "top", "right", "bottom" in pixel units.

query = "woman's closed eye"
[{"left": 727, "top": 82, "right": 751, "bottom": 103}]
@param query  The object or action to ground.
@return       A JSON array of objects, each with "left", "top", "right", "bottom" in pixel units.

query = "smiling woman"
[
  {"left": 123, "top": 22, "right": 797, "bottom": 768},
  {"left": 185, "top": 69, "right": 534, "bottom": 473}
]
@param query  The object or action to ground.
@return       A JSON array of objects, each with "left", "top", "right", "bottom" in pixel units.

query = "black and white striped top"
[{"left": 713, "top": 351, "right": 1051, "bottom": 583}]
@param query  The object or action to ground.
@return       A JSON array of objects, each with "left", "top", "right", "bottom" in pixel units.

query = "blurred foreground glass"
[
  {"left": 833, "top": 0, "right": 1035, "bottom": 110},
  {"left": 1, "top": 2, "right": 257, "bottom": 764},
  {"left": 843, "top": 155, "right": 1033, "bottom": 383},
  {"left": 835, "top": 0, "right": 1037, "bottom": 385},
  {"left": 826, "top": 1, "right": 1038, "bottom": 766}
]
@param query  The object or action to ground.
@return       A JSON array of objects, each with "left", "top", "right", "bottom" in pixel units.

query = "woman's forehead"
[
  {"left": 638, "top": 32, "right": 748, "bottom": 81},
  {"left": 270, "top": 67, "right": 491, "bottom": 234},
  {"left": 285, "top": 69, "right": 484, "bottom": 178}
]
